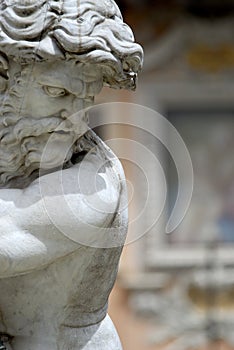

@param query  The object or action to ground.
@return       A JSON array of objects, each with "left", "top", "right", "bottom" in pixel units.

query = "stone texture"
[{"left": 0, "top": 0, "right": 143, "bottom": 348}]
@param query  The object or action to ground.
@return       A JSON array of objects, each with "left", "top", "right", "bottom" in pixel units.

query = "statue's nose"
[
  {"left": 72, "top": 96, "right": 94, "bottom": 113},
  {"left": 72, "top": 97, "right": 84, "bottom": 113}
]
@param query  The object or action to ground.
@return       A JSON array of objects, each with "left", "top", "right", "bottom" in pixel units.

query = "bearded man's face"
[{"left": 0, "top": 59, "right": 103, "bottom": 186}]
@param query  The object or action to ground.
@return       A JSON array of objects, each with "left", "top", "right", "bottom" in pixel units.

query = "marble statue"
[{"left": 0, "top": 0, "right": 143, "bottom": 349}]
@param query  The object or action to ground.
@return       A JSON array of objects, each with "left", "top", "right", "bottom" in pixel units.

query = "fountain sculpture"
[{"left": 0, "top": 0, "right": 143, "bottom": 349}]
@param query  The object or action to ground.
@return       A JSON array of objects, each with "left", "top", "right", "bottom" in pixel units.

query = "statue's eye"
[{"left": 43, "top": 86, "right": 68, "bottom": 97}]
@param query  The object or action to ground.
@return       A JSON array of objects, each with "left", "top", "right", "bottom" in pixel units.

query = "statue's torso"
[
  {"left": 0, "top": 247, "right": 109, "bottom": 335},
  {"left": 0, "top": 142, "right": 127, "bottom": 350}
]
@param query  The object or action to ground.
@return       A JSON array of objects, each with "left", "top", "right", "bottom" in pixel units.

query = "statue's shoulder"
[{"left": 76, "top": 129, "right": 126, "bottom": 181}]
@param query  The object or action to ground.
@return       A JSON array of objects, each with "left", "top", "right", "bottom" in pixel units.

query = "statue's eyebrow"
[
  {"left": 36, "top": 74, "right": 64, "bottom": 86},
  {"left": 36, "top": 76, "right": 84, "bottom": 96}
]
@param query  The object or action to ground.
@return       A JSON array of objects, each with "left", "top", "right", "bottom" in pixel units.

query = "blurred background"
[{"left": 96, "top": 1, "right": 234, "bottom": 349}]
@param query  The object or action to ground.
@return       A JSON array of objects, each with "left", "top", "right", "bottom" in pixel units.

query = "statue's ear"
[{"left": 0, "top": 52, "right": 9, "bottom": 92}]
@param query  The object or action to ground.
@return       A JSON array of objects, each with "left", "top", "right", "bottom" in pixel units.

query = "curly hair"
[
  {"left": 0, "top": 0, "right": 143, "bottom": 187},
  {"left": 0, "top": 0, "right": 143, "bottom": 90}
]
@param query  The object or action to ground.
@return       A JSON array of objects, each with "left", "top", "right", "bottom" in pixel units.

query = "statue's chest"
[{"left": 0, "top": 250, "right": 90, "bottom": 337}]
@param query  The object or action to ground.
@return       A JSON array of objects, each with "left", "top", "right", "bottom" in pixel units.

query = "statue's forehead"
[{"left": 30, "top": 60, "right": 99, "bottom": 78}]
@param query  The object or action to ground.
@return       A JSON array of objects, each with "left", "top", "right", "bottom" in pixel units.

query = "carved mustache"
[{"left": 0, "top": 109, "right": 88, "bottom": 186}]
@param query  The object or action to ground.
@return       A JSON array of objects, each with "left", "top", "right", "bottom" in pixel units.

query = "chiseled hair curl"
[{"left": 0, "top": 0, "right": 143, "bottom": 89}]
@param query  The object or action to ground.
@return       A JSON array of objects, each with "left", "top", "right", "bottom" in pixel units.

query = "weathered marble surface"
[
  {"left": 0, "top": 0, "right": 143, "bottom": 348},
  {"left": 0, "top": 139, "right": 127, "bottom": 350}
]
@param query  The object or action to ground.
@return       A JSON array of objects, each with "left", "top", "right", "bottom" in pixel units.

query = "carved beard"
[{"left": 0, "top": 83, "right": 87, "bottom": 188}]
